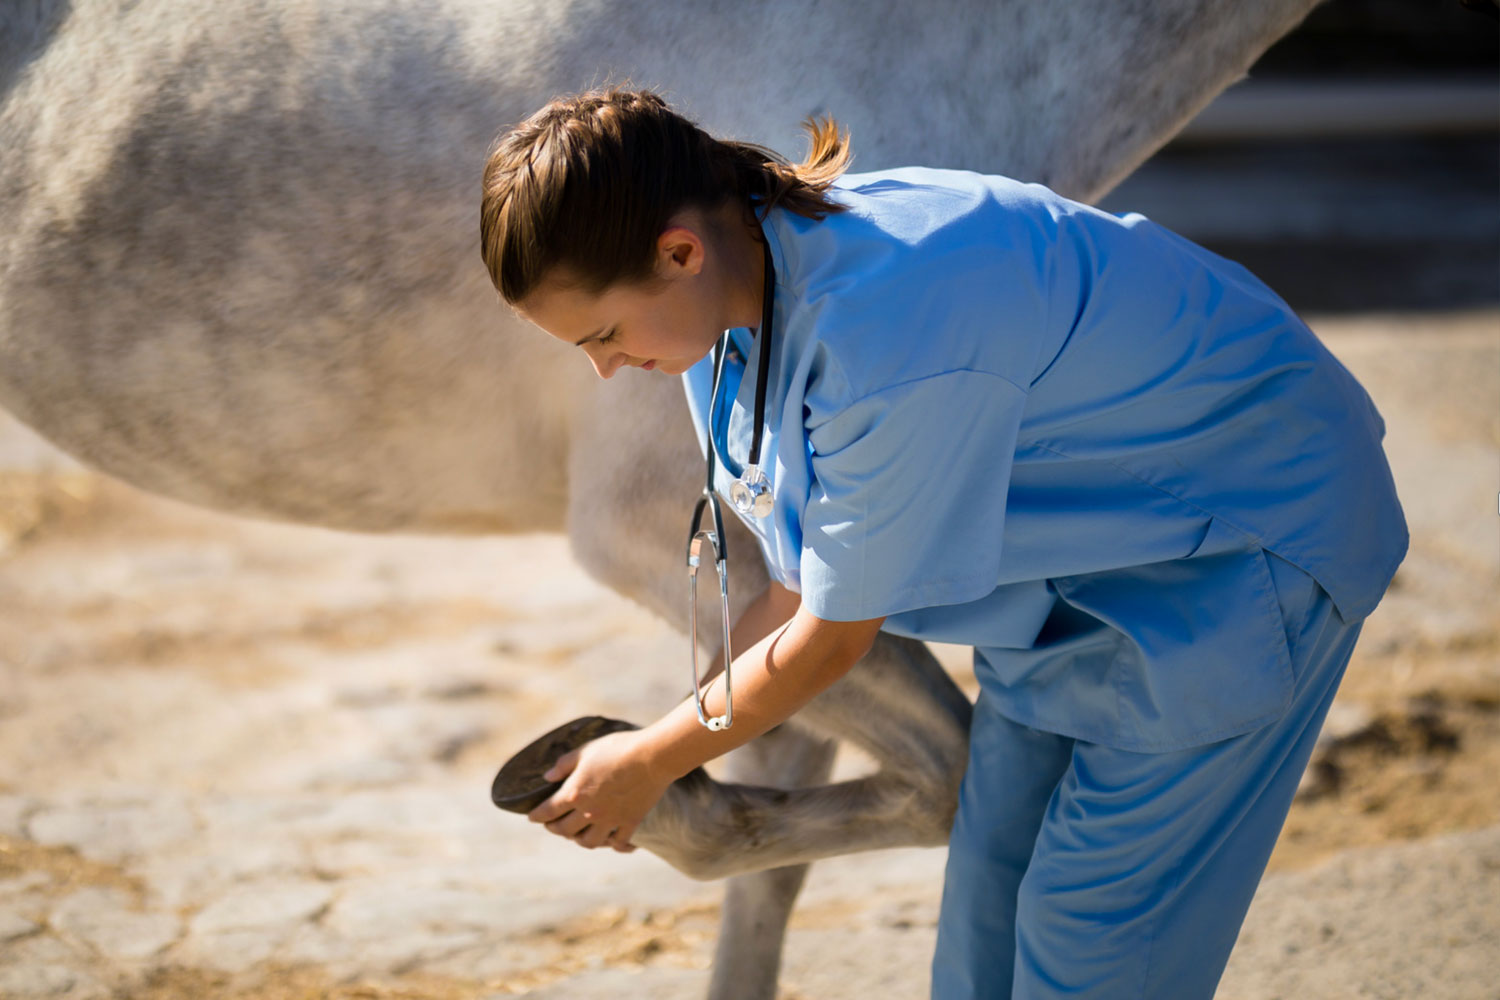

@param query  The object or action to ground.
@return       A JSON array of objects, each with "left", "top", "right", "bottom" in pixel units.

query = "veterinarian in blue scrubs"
[
  {"left": 480, "top": 88, "right": 1407, "bottom": 1000},
  {"left": 686, "top": 165, "right": 1406, "bottom": 999}
]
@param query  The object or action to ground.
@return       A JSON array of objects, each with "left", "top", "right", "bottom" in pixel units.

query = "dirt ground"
[{"left": 0, "top": 309, "right": 1496, "bottom": 999}]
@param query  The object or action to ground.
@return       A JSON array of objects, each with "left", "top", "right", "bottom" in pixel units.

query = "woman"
[{"left": 478, "top": 88, "right": 1406, "bottom": 999}]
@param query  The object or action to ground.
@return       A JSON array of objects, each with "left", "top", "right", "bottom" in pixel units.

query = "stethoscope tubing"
[{"left": 686, "top": 234, "right": 777, "bottom": 732}]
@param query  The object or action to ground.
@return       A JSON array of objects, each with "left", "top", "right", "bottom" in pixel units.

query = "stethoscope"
[{"left": 685, "top": 238, "right": 776, "bottom": 731}]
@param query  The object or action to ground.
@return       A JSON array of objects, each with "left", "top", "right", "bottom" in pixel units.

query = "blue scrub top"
[{"left": 683, "top": 168, "right": 1407, "bottom": 752}]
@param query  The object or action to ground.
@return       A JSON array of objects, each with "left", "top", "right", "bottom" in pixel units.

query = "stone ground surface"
[{"left": 0, "top": 310, "right": 1496, "bottom": 999}]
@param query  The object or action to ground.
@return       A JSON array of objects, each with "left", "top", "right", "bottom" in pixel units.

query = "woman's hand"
[{"left": 526, "top": 729, "right": 674, "bottom": 853}]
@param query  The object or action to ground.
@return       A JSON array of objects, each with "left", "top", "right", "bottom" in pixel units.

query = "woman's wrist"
[{"left": 636, "top": 699, "right": 719, "bottom": 782}]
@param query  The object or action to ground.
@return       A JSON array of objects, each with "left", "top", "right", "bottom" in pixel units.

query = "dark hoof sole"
[{"left": 490, "top": 716, "right": 638, "bottom": 814}]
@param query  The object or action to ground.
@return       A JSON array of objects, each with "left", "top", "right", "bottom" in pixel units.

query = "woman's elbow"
[{"left": 794, "top": 606, "right": 885, "bottom": 668}]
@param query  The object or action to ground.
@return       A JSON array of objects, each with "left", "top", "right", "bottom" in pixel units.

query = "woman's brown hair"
[{"left": 479, "top": 87, "right": 851, "bottom": 305}]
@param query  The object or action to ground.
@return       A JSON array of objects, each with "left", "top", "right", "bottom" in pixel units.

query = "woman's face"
[{"left": 517, "top": 208, "right": 760, "bottom": 380}]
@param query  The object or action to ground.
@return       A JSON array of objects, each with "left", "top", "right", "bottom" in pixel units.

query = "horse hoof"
[{"left": 490, "top": 716, "right": 639, "bottom": 814}]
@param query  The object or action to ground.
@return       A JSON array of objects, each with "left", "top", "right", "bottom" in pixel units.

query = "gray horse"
[{"left": 0, "top": 2, "right": 1321, "bottom": 996}]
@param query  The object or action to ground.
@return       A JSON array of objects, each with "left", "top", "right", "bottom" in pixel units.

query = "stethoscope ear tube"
[{"left": 746, "top": 238, "right": 776, "bottom": 471}]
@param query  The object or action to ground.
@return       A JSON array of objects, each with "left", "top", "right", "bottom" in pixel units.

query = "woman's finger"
[
  {"left": 545, "top": 811, "right": 589, "bottom": 839},
  {"left": 543, "top": 749, "right": 580, "bottom": 782},
  {"left": 528, "top": 793, "right": 571, "bottom": 824},
  {"left": 608, "top": 823, "right": 638, "bottom": 853},
  {"left": 577, "top": 823, "right": 613, "bottom": 850}
]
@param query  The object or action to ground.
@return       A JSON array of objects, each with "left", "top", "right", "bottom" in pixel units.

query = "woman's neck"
[{"left": 710, "top": 201, "right": 769, "bottom": 333}]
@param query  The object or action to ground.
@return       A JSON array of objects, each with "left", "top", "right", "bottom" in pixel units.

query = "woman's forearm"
[
  {"left": 697, "top": 579, "right": 802, "bottom": 686},
  {"left": 640, "top": 604, "right": 885, "bottom": 782}
]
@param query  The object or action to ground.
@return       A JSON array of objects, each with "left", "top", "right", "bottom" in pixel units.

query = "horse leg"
[{"left": 707, "top": 723, "right": 839, "bottom": 1000}]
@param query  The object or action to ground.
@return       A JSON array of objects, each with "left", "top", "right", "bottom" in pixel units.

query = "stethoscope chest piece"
[{"left": 730, "top": 464, "right": 774, "bottom": 519}]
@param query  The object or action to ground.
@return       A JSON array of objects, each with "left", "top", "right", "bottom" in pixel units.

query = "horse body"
[
  {"left": 0, "top": 2, "right": 1322, "bottom": 996},
  {"left": 2, "top": 0, "right": 1314, "bottom": 536}
]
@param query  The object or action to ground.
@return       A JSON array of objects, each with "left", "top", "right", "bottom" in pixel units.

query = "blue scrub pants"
[{"left": 931, "top": 551, "right": 1363, "bottom": 999}]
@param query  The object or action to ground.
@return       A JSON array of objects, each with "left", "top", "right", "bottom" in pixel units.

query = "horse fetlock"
[{"left": 634, "top": 769, "right": 745, "bottom": 880}]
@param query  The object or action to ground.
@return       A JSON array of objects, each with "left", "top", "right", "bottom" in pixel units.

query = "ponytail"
[{"left": 715, "top": 116, "right": 853, "bottom": 223}]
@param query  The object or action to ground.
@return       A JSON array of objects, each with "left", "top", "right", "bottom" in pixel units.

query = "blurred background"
[
  {"left": 1105, "top": 0, "right": 1498, "bottom": 312},
  {"left": 0, "top": 2, "right": 1496, "bottom": 999}
]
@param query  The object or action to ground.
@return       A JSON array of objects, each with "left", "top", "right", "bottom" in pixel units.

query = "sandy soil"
[{"left": 0, "top": 309, "right": 1495, "bottom": 999}]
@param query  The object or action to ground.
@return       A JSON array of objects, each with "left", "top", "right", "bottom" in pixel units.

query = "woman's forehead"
[
  {"left": 520, "top": 272, "right": 642, "bottom": 341},
  {"left": 517, "top": 280, "right": 595, "bottom": 338}
]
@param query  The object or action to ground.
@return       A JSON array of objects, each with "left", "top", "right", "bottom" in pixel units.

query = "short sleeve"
[{"left": 799, "top": 370, "right": 1028, "bottom": 621}]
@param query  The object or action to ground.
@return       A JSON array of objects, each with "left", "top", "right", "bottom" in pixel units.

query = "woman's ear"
[{"left": 656, "top": 216, "right": 707, "bottom": 279}]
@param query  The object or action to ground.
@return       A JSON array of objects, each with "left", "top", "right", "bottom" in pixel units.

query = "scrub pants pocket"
[
  {"left": 1264, "top": 548, "right": 1322, "bottom": 683},
  {"left": 932, "top": 553, "right": 1361, "bottom": 1000}
]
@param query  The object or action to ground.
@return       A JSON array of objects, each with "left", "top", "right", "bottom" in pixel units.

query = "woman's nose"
[{"left": 588, "top": 349, "right": 625, "bottom": 380}]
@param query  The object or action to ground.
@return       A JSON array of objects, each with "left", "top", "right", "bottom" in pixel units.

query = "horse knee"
[
  {"left": 900, "top": 771, "right": 962, "bottom": 846},
  {"left": 904, "top": 793, "right": 959, "bottom": 847}
]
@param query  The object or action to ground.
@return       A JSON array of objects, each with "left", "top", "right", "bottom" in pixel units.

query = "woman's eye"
[{"left": 597, "top": 327, "right": 618, "bottom": 345}]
